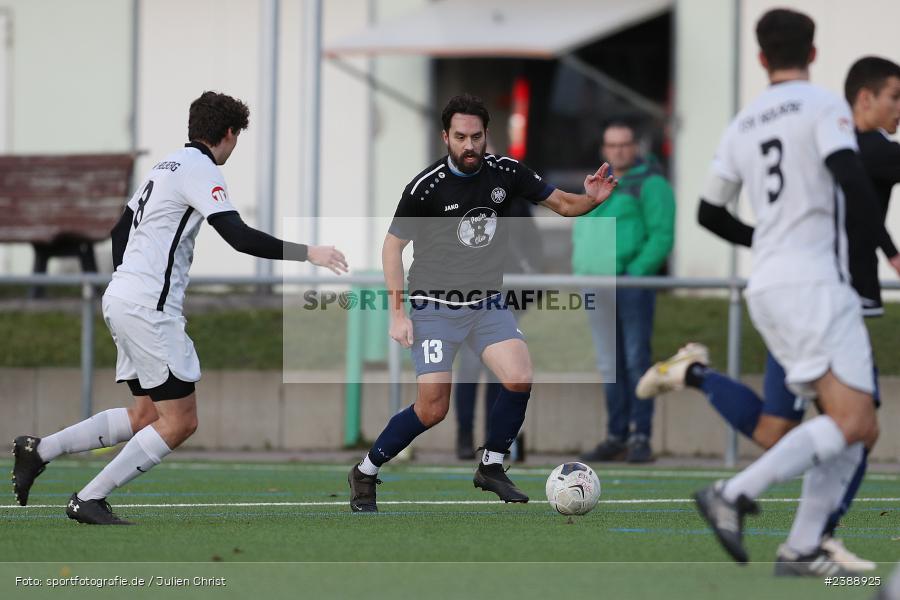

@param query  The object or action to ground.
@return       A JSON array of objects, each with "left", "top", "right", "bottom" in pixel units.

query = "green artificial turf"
[
  {"left": 0, "top": 459, "right": 896, "bottom": 599},
  {"left": 2, "top": 295, "right": 900, "bottom": 374}
]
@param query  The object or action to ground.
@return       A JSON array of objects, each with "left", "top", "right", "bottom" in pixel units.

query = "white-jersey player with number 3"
[
  {"left": 691, "top": 9, "right": 892, "bottom": 576},
  {"left": 11, "top": 91, "right": 349, "bottom": 525}
]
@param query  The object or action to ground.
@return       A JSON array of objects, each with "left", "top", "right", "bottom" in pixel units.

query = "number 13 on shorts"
[{"left": 421, "top": 339, "right": 444, "bottom": 364}]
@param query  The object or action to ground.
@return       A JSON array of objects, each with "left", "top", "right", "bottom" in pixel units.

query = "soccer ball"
[{"left": 545, "top": 462, "right": 602, "bottom": 515}]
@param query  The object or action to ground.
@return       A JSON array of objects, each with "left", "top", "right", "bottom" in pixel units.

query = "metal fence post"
[
  {"left": 724, "top": 278, "right": 743, "bottom": 467},
  {"left": 388, "top": 334, "right": 402, "bottom": 415},
  {"left": 80, "top": 281, "right": 95, "bottom": 420}
]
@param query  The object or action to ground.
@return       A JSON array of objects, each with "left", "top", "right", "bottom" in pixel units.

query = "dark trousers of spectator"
[{"left": 586, "top": 286, "right": 656, "bottom": 440}]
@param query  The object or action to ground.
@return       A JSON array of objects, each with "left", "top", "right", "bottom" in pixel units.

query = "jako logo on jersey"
[
  {"left": 444, "top": 204, "right": 459, "bottom": 212},
  {"left": 490, "top": 187, "right": 506, "bottom": 203},
  {"left": 457, "top": 207, "right": 497, "bottom": 248},
  {"left": 211, "top": 186, "right": 227, "bottom": 202}
]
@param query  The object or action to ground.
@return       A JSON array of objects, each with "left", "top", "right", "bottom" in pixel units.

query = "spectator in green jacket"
[{"left": 573, "top": 120, "right": 675, "bottom": 462}]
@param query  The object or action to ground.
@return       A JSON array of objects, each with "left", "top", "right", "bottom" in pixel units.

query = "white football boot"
[{"left": 636, "top": 343, "right": 709, "bottom": 399}]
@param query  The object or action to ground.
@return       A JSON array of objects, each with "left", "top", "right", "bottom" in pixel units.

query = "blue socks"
[
  {"left": 484, "top": 386, "right": 530, "bottom": 453},
  {"left": 367, "top": 405, "right": 429, "bottom": 467},
  {"left": 697, "top": 370, "right": 763, "bottom": 438}
]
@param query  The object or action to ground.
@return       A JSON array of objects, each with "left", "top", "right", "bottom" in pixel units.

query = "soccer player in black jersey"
[
  {"left": 348, "top": 94, "right": 617, "bottom": 511},
  {"left": 844, "top": 56, "right": 900, "bottom": 314}
]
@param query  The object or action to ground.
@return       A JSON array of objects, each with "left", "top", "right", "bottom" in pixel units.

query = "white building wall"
[
  {"left": 7, "top": 0, "right": 896, "bottom": 285},
  {"left": 0, "top": 0, "right": 429, "bottom": 278},
  {"left": 0, "top": 0, "right": 131, "bottom": 274},
  {"left": 737, "top": 0, "right": 900, "bottom": 288},
  {"left": 672, "top": 0, "right": 740, "bottom": 280},
  {"left": 676, "top": 0, "right": 900, "bottom": 285}
]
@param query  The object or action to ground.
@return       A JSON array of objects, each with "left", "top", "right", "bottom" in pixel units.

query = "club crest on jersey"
[
  {"left": 490, "top": 187, "right": 506, "bottom": 204},
  {"left": 211, "top": 186, "right": 227, "bottom": 203},
  {"left": 457, "top": 207, "right": 497, "bottom": 248}
]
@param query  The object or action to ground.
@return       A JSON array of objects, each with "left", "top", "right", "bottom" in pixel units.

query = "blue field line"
[
  {"left": 3, "top": 496, "right": 899, "bottom": 511},
  {"left": 2, "top": 459, "right": 895, "bottom": 481},
  {"left": 3, "top": 509, "right": 896, "bottom": 541},
  {"left": 607, "top": 527, "right": 897, "bottom": 540}
]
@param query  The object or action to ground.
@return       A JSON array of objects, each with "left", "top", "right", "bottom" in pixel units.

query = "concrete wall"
[{"left": 2, "top": 368, "right": 897, "bottom": 462}]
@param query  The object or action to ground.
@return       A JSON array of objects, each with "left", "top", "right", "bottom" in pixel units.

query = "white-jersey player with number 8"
[{"left": 11, "top": 92, "right": 349, "bottom": 524}]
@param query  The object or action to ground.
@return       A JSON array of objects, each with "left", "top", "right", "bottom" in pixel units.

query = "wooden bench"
[{"left": 0, "top": 154, "right": 137, "bottom": 294}]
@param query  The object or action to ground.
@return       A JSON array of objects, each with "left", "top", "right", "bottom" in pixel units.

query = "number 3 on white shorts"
[{"left": 421, "top": 339, "right": 443, "bottom": 364}]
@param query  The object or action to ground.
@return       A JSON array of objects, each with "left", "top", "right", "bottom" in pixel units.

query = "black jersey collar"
[{"left": 185, "top": 141, "right": 217, "bottom": 164}]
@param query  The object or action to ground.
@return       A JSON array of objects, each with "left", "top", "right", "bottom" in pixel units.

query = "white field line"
[
  {"left": 9, "top": 460, "right": 897, "bottom": 481},
  {"left": 3, "top": 497, "right": 899, "bottom": 510}
]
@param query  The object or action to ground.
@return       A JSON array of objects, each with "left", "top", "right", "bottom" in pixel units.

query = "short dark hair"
[
  {"left": 601, "top": 119, "right": 636, "bottom": 142},
  {"left": 188, "top": 91, "right": 250, "bottom": 144},
  {"left": 755, "top": 9, "right": 815, "bottom": 71},
  {"left": 845, "top": 56, "right": 900, "bottom": 105},
  {"left": 441, "top": 94, "right": 490, "bottom": 131}
]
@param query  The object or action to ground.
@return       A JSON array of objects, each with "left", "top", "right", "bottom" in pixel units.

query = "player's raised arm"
[
  {"left": 539, "top": 163, "right": 618, "bottom": 217},
  {"left": 382, "top": 232, "right": 413, "bottom": 348},
  {"left": 208, "top": 211, "right": 348, "bottom": 275}
]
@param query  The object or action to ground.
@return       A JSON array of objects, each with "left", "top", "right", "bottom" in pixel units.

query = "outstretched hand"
[
  {"left": 307, "top": 245, "right": 349, "bottom": 275},
  {"left": 890, "top": 253, "right": 900, "bottom": 278},
  {"left": 584, "top": 163, "right": 618, "bottom": 206}
]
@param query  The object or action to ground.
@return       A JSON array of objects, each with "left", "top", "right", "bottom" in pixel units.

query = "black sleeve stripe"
[{"left": 157, "top": 208, "right": 194, "bottom": 312}]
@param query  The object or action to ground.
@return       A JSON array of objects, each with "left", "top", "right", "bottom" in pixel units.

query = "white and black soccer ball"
[{"left": 545, "top": 462, "right": 602, "bottom": 516}]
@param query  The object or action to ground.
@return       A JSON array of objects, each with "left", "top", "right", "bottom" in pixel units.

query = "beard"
[{"left": 448, "top": 145, "right": 485, "bottom": 174}]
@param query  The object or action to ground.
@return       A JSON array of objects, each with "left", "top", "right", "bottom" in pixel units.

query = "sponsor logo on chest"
[{"left": 444, "top": 203, "right": 459, "bottom": 212}]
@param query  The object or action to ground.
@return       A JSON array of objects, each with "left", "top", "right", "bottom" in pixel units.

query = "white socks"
[
  {"left": 785, "top": 442, "right": 864, "bottom": 555},
  {"left": 723, "top": 415, "right": 847, "bottom": 502},
  {"left": 78, "top": 425, "right": 171, "bottom": 501},
  {"left": 482, "top": 449, "right": 505, "bottom": 466},
  {"left": 39, "top": 408, "right": 134, "bottom": 462},
  {"left": 358, "top": 455, "right": 379, "bottom": 476}
]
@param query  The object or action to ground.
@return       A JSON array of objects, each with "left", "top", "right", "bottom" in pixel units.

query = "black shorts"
[{"left": 121, "top": 369, "right": 195, "bottom": 402}]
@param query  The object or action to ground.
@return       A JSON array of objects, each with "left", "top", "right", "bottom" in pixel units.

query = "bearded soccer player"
[
  {"left": 11, "top": 91, "right": 348, "bottom": 524},
  {"left": 347, "top": 94, "right": 617, "bottom": 512}
]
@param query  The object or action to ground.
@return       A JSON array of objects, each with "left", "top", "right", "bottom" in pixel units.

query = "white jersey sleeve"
[
  {"left": 709, "top": 123, "right": 743, "bottom": 200},
  {"left": 814, "top": 97, "right": 857, "bottom": 159},
  {"left": 180, "top": 160, "right": 238, "bottom": 219}
]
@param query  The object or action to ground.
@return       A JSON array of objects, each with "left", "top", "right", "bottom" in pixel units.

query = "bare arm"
[
  {"left": 382, "top": 232, "right": 414, "bottom": 347},
  {"left": 540, "top": 163, "right": 618, "bottom": 217}
]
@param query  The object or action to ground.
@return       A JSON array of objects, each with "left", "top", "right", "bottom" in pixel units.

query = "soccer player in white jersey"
[
  {"left": 690, "top": 10, "right": 891, "bottom": 575},
  {"left": 11, "top": 91, "right": 348, "bottom": 524}
]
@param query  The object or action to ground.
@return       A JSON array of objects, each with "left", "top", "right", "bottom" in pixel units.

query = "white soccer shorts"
[
  {"left": 746, "top": 280, "right": 874, "bottom": 399},
  {"left": 102, "top": 294, "right": 201, "bottom": 388}
]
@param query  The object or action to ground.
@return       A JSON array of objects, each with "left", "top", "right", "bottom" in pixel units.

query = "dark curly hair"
[
  {"left": 755, "top": 9, "right": 815, "bottom": 71},
  {"left": 441, "top": 94, "right": 490, "bottom": 131},
  {"left": 188, "top": 91, "right": 250, "bottom": 145}
]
